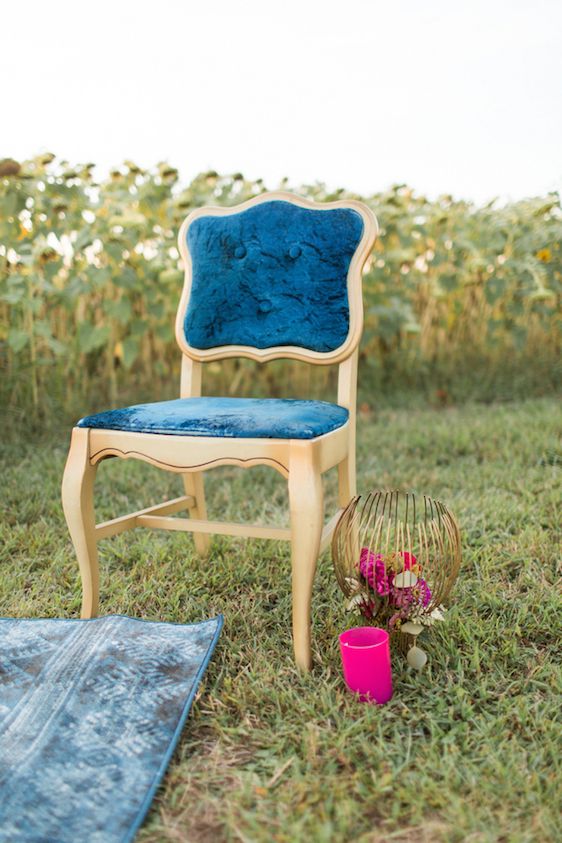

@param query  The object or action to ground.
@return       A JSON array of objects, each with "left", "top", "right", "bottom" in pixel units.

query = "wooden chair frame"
[{"left": 62, "top": 191, "right": 378, "bottom": 670}]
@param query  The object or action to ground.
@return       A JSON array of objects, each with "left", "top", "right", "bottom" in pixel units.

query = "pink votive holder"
[{"left": 339, "top": 626, "right": 393, "bottom": 704}]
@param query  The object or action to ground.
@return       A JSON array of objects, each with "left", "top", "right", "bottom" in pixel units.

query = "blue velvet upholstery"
[
  {"left": 78, "top": 397, "right": 349, "bottom": 439},
  {"left": 184, "top": 200, "right": 364, "bottom": 352}
]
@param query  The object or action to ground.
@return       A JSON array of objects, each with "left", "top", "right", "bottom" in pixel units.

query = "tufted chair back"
[{"left": 176, "top": 193, "right": 377, "bottom": 363}]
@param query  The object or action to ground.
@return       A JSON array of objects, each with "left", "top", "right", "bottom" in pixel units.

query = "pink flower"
[
  {"left": 388, "top": 576, "right": 432, "bottom": 611},
  {"left": 359, "top": 548, "right": 390, "bottom": 595},
  {"left": 357, "top": 548, "right": 432, "bottom": 625}
]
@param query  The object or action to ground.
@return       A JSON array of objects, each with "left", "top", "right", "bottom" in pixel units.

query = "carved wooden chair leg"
[
  {"left": 182, "top": 472, "right": 211, "bottom": 555},
  {"left": 288, "top": 442, "right": 324, "bottom": 671},
  {"left": 337, "top": 352, "right": 357, "bottom": 509},
  {"left": 61, "top": 427, "right": 99, "bottom": 618},
  {"left": 338, "top": 453, "right": 356, "bottom": 508},
  {"left": 338, "top": 451, "right": 360, "bottom": 561}
]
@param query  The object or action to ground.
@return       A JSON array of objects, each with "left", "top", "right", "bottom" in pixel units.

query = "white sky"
[{"left": 3, "top": 0, "right": 561, "bottom": 204}]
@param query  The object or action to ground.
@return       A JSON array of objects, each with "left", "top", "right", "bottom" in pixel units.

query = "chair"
[{"left": 61, "top": 191, "right": 378, "bottom": 670}]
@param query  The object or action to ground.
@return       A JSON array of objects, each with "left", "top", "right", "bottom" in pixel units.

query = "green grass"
[{"left": 1, "top": 397, "right": 560, "bottom": 842}]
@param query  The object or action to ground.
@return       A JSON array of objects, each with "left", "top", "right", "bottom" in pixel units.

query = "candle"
[{"left": 339, "top": 626, "right": 393, "bottom": 704}]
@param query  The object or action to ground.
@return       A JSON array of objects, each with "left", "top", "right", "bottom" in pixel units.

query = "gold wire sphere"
[{"left": 332, "top": 490, "right": 462, "bottom": 662}]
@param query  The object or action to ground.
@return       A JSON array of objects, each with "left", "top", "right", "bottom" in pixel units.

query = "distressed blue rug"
[{"left": 0, "top": 614, "right": 223, "bottom": 843}]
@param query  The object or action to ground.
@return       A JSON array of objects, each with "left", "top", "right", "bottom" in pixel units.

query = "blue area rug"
[{"left": 0, "top": 614, "right": 223, "bottom": 843}]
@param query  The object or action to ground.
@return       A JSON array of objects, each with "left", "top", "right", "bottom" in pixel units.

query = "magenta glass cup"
[{"left": 339, "top": 626, "right": 393, "bottom": 704}]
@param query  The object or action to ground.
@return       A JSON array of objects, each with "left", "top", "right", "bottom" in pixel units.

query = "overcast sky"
[{"left": 3, "top": 0, "right": 561, "bottom": 203}]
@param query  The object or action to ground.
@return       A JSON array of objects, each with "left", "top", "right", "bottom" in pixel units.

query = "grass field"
[{"left": 1, "top": 397, "right": 560, "bottom": 842}]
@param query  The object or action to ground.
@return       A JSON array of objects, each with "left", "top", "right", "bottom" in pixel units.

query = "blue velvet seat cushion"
[
  {"left": 77, "top": 397, "right": 349, "bottom": 439},
  {"left": 184, "top": 200, "right": 364, "bottom": 352}
]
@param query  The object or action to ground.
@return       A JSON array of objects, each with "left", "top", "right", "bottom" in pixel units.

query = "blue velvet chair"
[{"left": 62, "top": 192, "right": 378, "bottom": 670}]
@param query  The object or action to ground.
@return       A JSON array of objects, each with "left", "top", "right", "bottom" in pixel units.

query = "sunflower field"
[{"left": 0, "top": 154, "right": 560, "bottom": 428}]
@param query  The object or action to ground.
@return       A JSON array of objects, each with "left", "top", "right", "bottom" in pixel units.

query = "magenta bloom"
[
  {"left": 357, "top": 548, "right": 431, "bottom": 624},
  {"left": 418, "top": 577, "right": 432, "bottom": 606},
  {"left": 388, "top": 576, "right": 432, "bottom": 629},
  {"left": 359, "top": 548, "right": 390, "bottom": 595}
]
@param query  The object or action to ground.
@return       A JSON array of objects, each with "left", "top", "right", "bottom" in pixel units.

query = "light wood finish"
[
  {"left": 179, "top": 356, "right": 210, "bottom": 555},
  {"left": 288, "top": 442, "right": 324, "bottom": 671},
  {"left": 337, "top": 352, "right": 358, "bottom": 505},
  {"left": 182, "top": 473, "right": 210, "bottom": 556},
  {"left": 319, "top": 508, "right": 345, "bottom": 556},
  {"left": 61, "top": 191, "right": 378, "bottom": 671},
  {"left": 95, "top": 496, "right": 194, "bottom": 540},
  {"left": 61, "top": 427, "right": 99, "bottom": 618},
  {"left": 136, "top": 515, "right": 292, "bottom": 542},
  {"left": 87, "top": 425, "right": 351, "bottom": 479}
]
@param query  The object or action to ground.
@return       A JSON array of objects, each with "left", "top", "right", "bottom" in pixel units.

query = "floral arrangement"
[
  {"left": 345, "top": 548, "right": 446, "bottom": 632},
  {"left": 332, "top": 491, "right": 462, "bottom": 669}
]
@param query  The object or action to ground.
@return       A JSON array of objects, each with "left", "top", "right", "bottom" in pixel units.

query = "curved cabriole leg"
[
  {"left": 61, "top": 427, "right": 99, "bottom": 618},
  {"left": 182, "top": 472, "right": 211, "bottom": 556},
  {"left": 288, "top": 442, "right": 324, "bottom": 671}
]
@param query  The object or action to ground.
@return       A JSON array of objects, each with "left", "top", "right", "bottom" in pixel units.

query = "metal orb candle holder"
[{"left": 332, "top": 491, "right": 461, "bottom": 668}]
